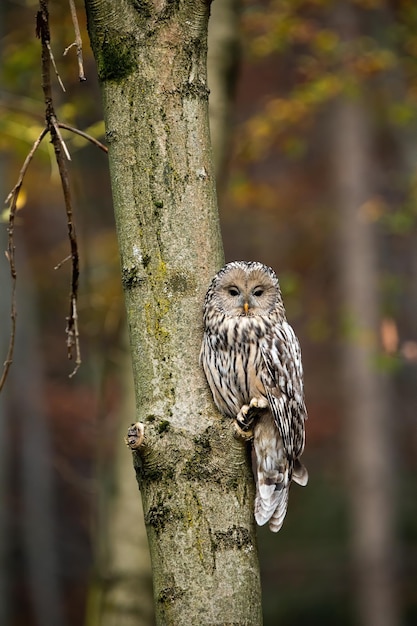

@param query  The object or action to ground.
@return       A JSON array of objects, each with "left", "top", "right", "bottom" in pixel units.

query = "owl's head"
[{"left": 205, "top": 261, "right": 285, "bottom": 319}]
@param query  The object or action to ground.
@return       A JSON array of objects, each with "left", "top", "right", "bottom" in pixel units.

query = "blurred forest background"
[{"left": 1, "top": 0, "right": 417, "bottom": 625}]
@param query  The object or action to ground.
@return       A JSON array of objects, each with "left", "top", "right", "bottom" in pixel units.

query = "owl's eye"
[
  {"left": 228, "top": 287, "right": 240, "bottom": 297},
  {"left": 253, "top": 287, "right": 264, "bottom": 297}
]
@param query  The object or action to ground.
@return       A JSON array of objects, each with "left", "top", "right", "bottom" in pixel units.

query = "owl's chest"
[
  {"left": 214, "top": 316, "right": 266, "bottom": 347},
  {"left": 214, "top": 319, "right": 267, "bottom": 403}
]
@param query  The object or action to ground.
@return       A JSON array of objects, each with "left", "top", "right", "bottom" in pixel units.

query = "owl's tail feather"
[
  {"left": 253, "top": 438, "right": 291, "bottom": 530},
  {"left": 255, "top": 462, "right": 308, "bottom": 531},
  {"left": 267, "top": 485, "right": 290, "bottom": 533},
  {"left": 254, "top": 481, "right": 289, "bottom": 532},
  {"left": 292, "top": 459, "right": 308, "bottom": 486},
  {"left": 252, "top": 413, "right": 294, "bottom": 532}
]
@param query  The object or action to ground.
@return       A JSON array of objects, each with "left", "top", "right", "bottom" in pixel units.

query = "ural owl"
[{"left": 200, "top": 261, "right": 308, "bottom": 532}]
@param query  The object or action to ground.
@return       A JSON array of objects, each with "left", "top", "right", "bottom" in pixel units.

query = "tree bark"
[{"left": 84, "top": 2, "right": 262, "bottom": 624}]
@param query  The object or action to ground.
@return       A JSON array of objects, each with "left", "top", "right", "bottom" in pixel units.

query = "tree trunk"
[
  {"left": 84, "top": 2, "right": 262, "bottom": 624},
  {"left": 334, "top": 93, "right": 398, "bottom": 626},
  {"left": 86, "top": 3, "right": 242, "bottom": 625},
  {"left": 207, "top": 0, "right": 240, "bottom": 182},
  {"left": 86, "top": 346, "right": 155, "bottom": 626},
  {"left": 6, "top": 249, "right": 65, "bottom": 626},
  {"left": 331, "top": 6, "right": 399, "bottom": 620}
]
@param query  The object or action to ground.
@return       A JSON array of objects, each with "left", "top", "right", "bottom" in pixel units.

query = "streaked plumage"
[{"left": 200, "top": 261, "right": 308, "bottom": 532}]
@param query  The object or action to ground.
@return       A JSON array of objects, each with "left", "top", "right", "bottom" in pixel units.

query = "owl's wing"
[{"left": 260, "top": 321, "right": 307, "bottom": 460}]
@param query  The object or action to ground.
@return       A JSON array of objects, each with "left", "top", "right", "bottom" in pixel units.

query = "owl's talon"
[
  {"left": 237, "top": 403, "right": 249, "bottom": 421},
  {"left": 236, "top": 396, "right": 268, "bottom": 432},
  {"left": 233, "top": 419, "right": 254, "bottom": 440},
  {"left": 236, "top": 403, "right": 254, "bottom": 428}
]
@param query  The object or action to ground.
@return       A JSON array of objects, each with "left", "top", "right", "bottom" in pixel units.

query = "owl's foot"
[
  {"left": 249, "top": 396, "right": 269, "bottom": 411},
  {"left": 234, "top": 397, "right": 268, "bottom": 440},
  {"left": 125, "top": 422, "right": 145, "bottom": 450},
  {"left": 233, "top": 419, "right": 254, "bottom": 440}
]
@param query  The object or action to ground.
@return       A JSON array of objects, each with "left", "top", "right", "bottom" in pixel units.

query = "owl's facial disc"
[
  {"left": 220, "top": 280, "right": 276, "bottom": 317},
  {"left": 211, "top": 265, "right": 282, "bottom": 318}
]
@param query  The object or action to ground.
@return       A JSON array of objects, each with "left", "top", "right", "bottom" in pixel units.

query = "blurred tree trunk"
[
  {"left": 86, "top": 348, "right": 155, "bottom": 626},
  {"left": 18, "top": 263, "right": 66, "bottom": 626},
  {"left": 332, "top": 7, "right": 399, "bottom": 626},
  {"left": 334, "top": 96, "right": 399, "bottom": 626},
  {"left": 84, "top": 1, "right": 262, "bottom": 625},
  {"left": 2, "top": 247, "right": 65, "bottom": 626},
  {"left": 207, "top": 0, "right": 240, "bottom": 183},
  {"left": 86, "top": 2, "right": 242, "bottom": 626}
]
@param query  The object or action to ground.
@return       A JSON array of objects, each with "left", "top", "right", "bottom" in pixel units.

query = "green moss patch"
[{"left": 97, "top": 33, "right": 137, "bottom": 82}]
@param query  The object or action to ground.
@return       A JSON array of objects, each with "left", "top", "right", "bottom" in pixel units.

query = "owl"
[{"left": 200, "top": 261, "right": 308, "bottom": 532}]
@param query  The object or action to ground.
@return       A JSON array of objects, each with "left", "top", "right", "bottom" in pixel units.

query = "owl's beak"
[{"left": 243, "top": 301, "right": 249, "bottom": 315}]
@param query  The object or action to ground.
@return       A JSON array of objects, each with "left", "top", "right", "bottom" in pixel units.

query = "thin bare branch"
[
  {"left": 67, "top": 296, "right": 81, "bottom": 378},
  {"left": 52, "top": 116, "right": 71, "bottom": 161},
  {"left": 58, "top": 122, "right": 108, "bottom": 153},
  {"left": 5, "top": 127, "right": 48, "bottom": 205},
  {"left": 63, "top": 41, "right": 76, "bottom": 55},
  {"left": 38, "top": 0, "right": 81, "bottom": 375},
  {"left": 46, "top": 41, "right": 66, "bottom": 92},
  {"left": 0, "top": 127, "right": 48, "bottom": 392},
  {"left": 54, "top": 254, "right": 72, "bottom": 270},
  {"left": 0, "top": 244, "right": 16, "bottom": 392},
  {"left": 65, "top": 0, "right": 86, "bottom": 81},
  {"left": 1, "top": 0, "right": 85, "bottom": 395}
]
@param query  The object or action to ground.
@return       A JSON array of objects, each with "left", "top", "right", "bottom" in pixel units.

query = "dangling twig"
[
  {"left": 5, "top": 128, "right": 49, "bottom": 206},
  {"left": 1, "top": 0, "right": 109, "bottom": 392},
  {"left": 46, "top": 40, "right": 66, "bottom": 92},
  {"left": 0, "top": 127, "right": 48, "bottom": 392},
  {"left": 67, "top": 295, "right": 81, "bottom": 377},
  {"left": 38, "top": 0, "right": 81, "bottom": 376},
  {"left": 64, "top": 0, "right": 86, "bottom": 81}
]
